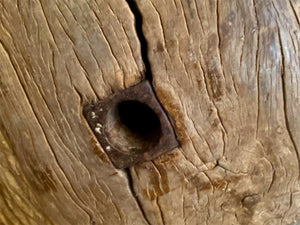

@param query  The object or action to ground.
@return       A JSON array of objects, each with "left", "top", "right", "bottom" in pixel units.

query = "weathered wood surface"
[{"left": 0, "top": 0, "right": 299, "bottom": 225}]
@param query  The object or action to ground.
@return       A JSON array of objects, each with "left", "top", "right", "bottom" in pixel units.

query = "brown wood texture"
[{"left": 0, "top": 0, "right": 299, "bottom": 225}]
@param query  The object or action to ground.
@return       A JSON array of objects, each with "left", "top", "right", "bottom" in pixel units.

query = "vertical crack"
[
  {"left": 253, "top": 0, "right": 261, "bottom": 139},
  {"left": 122, "top": 2, "right": 165, "bottom": 223},
  {"left": 123, "top": 2, "right": 174, "bottom": 224},
  {"left": 126, "top": 0, "right": 153, "bottom": 82},
  {"left": 125, "top": 168, "right": 151, "bottom": 225}
]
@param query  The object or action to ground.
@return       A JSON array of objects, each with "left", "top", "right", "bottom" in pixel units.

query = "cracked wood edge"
[
  {"left": 131, "top": 0, "right": 300, "bottom": 224},
  {"left": 0, "top": 0, "right": 148, "bottom": 224}
]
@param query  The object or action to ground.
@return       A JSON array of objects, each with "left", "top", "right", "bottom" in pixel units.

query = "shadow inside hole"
[
  {"left": 106, "top": 101, "right": 161, "bottom": 153},
  {"left": 106, "top": 101, "right": 161, "bottom": 154},
  {"left": 118, "top": 101, "right": 160, "bottom": 134}
]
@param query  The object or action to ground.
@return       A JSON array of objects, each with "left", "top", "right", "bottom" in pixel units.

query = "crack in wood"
[
  {"left": 126, "top": 0, "right": 153, "bottom": 82},
  {"left": 125, "top": 168, "right": 151, "bottom": 225}
]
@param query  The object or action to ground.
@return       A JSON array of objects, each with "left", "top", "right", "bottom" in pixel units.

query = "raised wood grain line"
[
  {"left": 106, "top": 2, "right": 141, "bottom": 72},
  {"left": 271, "top": 0, "right": 300, "bottom": 178},
  {"left": 1, "top": 39, "right": 94, "bottom": 224},
  {"left": 0, "top": 129, "right": 54, "bottom": 224},
  {"left": 156, "top": 197, "right": 166, "bottom": 225},
  {"left": 253, "top": 0, "right": 261, "bottom": 140},
  {"left": 288, "top": 0, "right": 300, "bottom": 27},
  {"left": 1, "top": 0, "right": 300, "bottom": 224},
  {"left": 0, "top": 0, "right": 148, "bottom": 224},
  {"left": 277, "top": 25, "right": 300, "bottom": 177},
  {"left": 132, "top": 0, "right": 300, "bottom": 224}
]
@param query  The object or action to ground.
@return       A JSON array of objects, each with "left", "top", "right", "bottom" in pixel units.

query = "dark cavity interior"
[
  {"left": 118, "top": 101, "right": 160, "bottom": 134},
  {"left": 106, "top": 100, "right": 161, "bottom": 154}
]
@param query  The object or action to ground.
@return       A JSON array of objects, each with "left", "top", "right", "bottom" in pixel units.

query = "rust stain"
[
  {"left": 32, "top": 167, "right": 57, "bottom": 193},
  {"left": 189, "top": 175, "right": 213, "bottom": 191},
  {"left": 142, "top": 189, "right": 156, "bottom": 201},
  {"left": 142, "top": 189, "right": 148, "bottom": 199},
  {"left": 149, "top": 169, "right": 163, "bottom": 198},
  {"left": 148, "top": 189, "right": 156, "bottom": 201},
  {"left": 142, "top": 163, "right": 171, "bottom": 201},
  {"left": 201, "top": 182, "right": 213, "bottom": 191},
  {"left": 213, "top": 179, "right": 227, "bottom": 189},
  {"left": 84, "top": 81, "right": 178, "bottom": 168},
  {"left": 212, "top": 176, "right": 241, "bottom": 190},
  {"left": 189, "top": 175, "right": 242, "bottom": 192},
  {"left": 0, "top": 129, "right": 57, "bottom": 193},
  {"left": 155, "top": 164, "right": 170, "bottom": 193},
  {"left": 155, "top": 87, "right": 188, "bottom": 145},
  {"left": 90, "top": 138, "right": 109, "bottom": 163},
  {"left": 157, "top": 151, "right": 180, "bottom": 164}
]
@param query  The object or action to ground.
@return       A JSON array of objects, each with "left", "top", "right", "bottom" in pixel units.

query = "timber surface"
[{"left": 0, "top": 0, "right": 300, "bottom": 225}]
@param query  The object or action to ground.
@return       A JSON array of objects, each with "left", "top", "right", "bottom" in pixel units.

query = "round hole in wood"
[{"left": 105, "top": 100, "right": 161, "bottom": 154}]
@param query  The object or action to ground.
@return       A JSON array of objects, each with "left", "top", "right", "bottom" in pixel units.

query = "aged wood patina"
[{"left": 0, "top": 0, "right": 299, "bottom": 224}]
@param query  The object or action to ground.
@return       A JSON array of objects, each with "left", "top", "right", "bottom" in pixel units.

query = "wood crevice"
[{"left": 126, "top": 0, "right": 153, "bottom": 82}]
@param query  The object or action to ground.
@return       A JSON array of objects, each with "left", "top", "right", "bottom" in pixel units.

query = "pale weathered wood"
[
  {"left": 0, "top": 129, "right": 54, "bottom": 225},
  {"left": 0, "top": 0, "right": 147, "bottom": 225},
  {"left": 131, "top": 0, "right": 300, "bottom": 224},
  {"left": 0, "top": 0, "right": 300, "bottom": 225}
]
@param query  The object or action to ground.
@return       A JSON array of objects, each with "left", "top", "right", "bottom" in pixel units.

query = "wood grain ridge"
[
  {"left": 0, "top": 0, "right": 300, "bottom": 225},
  {"left": 131, "top": 0, "right": 300, "bottom": 225},
  {"left": 0, "top": 0, "right": 148, "bottom": 224}
]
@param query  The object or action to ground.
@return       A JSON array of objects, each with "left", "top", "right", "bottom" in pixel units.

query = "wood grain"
[
  {"left": 0, "top": 0, "right": 299, "bottom": 224},
  {"left": 131, "top": 0, "right": 300, "bottom": 224},
  {"left": 0, "top": 0, "right": 147, "bottom": 224}
]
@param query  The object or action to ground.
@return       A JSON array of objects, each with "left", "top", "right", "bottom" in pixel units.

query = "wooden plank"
[
  {"left": 132, "top": 0, "right": 300, "bottom": 224},
  {"left": 0, "top": 129, "right": 54, "bottom": 225},
  {"left": 0, "top": 0, "right": 299, "bottom": 224},
  {"left": 0, "top": 0, "right": 147, "bottom": 224}
]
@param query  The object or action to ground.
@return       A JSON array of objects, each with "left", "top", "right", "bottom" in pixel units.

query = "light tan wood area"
[{"left": 0, "top": 0, "right": 299, "bottom": 224}]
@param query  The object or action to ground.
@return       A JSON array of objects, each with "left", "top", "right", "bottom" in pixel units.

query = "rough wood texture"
[
  {"left": 131, "top": 0, "right": 300, "bottom": 224},
  {"left": 0, "top": 1, "right": 147, "bottom": 225},
  {"left": 0, "top": 0, "right": 299, "bottom": 225}
]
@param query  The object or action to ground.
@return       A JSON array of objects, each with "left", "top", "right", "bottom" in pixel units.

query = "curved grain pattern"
[
  {"left": 0, "top": 0, "right": 299, "bottom": 225},
  {"left": 131, "top": 0, "right": 300, "bottom": 224},
  {"left": 0, "top": 130, "right": 54, "bottom": 225},
  {"left": 0, "top": 0, "right": 147, "bottom": 224}
]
